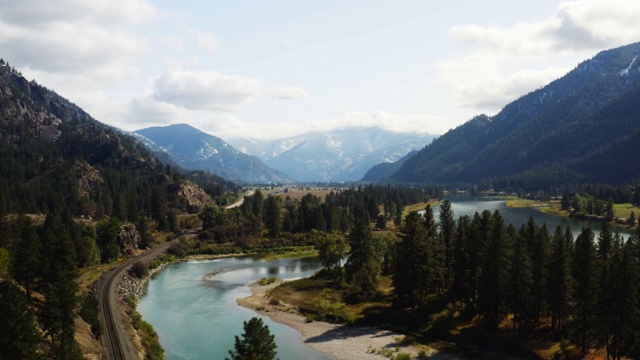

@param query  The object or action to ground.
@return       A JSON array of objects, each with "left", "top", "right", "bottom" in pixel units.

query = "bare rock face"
[
  {"left": 178, "top": 180, "right": 214, "bottom": 210},
  {"left": 117, "top": 224, "right": 141, "bottom": 257},
  {"left": 73, "top": 161, "right": 106, "bottom": 217}
]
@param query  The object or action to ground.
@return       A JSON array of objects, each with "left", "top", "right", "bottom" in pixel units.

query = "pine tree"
[
  {"left": 10, "top": 215, "right": 41, "bottom": 298},
  {"left": 96, "top": 217, "right": 121, "bottom": 263},
  {"left": 479, "top": 211, "right": 510, "bottom": 331},
  {"left": 595, "top": 222, "right": 614, "bottom": 358},
  {"left": 394, "top": 212, "right": 426, "bottom": 306},
  {"left": 39, "top": 214, "right": 83, "bottom": 359},
  {"left": 571, "top": 227, "right": 597, "bottom": 354},
  {"left": 345, "top": 220, "right": 380, "bottom": 295},
  {"left": 508, "top": 226, "right": 532, "bottom": 334},
  {"left": 264, "top": 195, "right": 282, "bottom": 238},
  {"left": 547, "top": 225, "right": 572, "bottom": 331},
  {"left": 451, "top": 215, "right": 472, "bottom": 303},
  {"left": 608, "top": 238, "right": 638, "bottom": 359},
  {"left": 439, "top": 200, "right": 456, "bottom": 287},
  {"left": 0, "top": 280, "right": 43, "bottom": 359},
  {"left": 227, "top": 317, "right": 278, "bottom": 360}
]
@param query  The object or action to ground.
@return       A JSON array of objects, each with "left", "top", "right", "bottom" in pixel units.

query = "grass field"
[{"left": 613, "top": 203, "right": 639, "bottom": 219}]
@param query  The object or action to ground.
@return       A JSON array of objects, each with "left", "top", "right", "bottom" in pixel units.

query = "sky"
[{"left": 1, "top": 0, "right": 639, "bottom": 140}]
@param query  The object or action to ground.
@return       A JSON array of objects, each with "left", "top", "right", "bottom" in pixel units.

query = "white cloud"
[
  {"left": 126, "top": 96, "right": 196, "bottom": 127},
  {"left": 215, "top": 110, "right": 448, "bottom": 140},
  {"left": 334, "top": 110, "right": 450, "bottom": 135},
  {"left": 152, "top": 70, "right": 262, "bottom": 111},
  {"left": 269, "top": 85, "right": 310, "bottom": 100},
  {"left": 0, "top": 21, "right": 146, "bottom": 77},
  {"left": 441, "top": 0, "right": 640, "bottom": 112},
  {"left": 0, "top": 0, "right": 156, "bottom": 27}
]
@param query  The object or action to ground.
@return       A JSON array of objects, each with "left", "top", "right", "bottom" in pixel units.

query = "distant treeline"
[{"left": 196, "top": 184, "right": 442, "bottom": 246}]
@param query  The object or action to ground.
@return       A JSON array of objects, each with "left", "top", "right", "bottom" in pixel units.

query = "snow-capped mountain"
[
  {"left": 230, "top": 127, "right": 433, "bottom": 182},
  {"left": 135, "top": 124, "right": 290, "bottom": 183}
]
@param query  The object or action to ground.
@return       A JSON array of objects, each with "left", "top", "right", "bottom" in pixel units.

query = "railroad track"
[{"left": 99, "top": 240, "right": 178, "bottom": 360}]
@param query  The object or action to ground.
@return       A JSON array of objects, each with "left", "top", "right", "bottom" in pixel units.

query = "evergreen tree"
[
  {"left": 595, "top": 222, "right": 614, "bottom": 357},
  {"left": 344, "top": 220, "right": 380, "bottom": 295},
  {"left": 394, "top": 212, "right": 426, "bottom": 306},
  {"left": 508, "top": 226, "right": 532, "bottom": 334},
  {"left": 571, "top": 227, "right": 597, "bottom": 354},
  {"left": 227, "top": 317, "right": 278, "bottom": 360},
  {"left": 608, "top": 238, "right": 638, "bottom": 359},
  {"left": 151, "top": 185, "right": 168, "bottom": 231},
  {"left": 0, "top": 280, "right": 43, "bottom": 359},
  {"left": 199, "top": 205, "right": 227, "bottom": 230},
  {"left": 547, "top": 225, "right": 572, "bottom": 331},
  {"left": 264, "top": 195, "right": 282, "bottom": 238},
  {"left": 136, "top": 216, "right": 154, "bottom": 249},
  {"left": 439, "top": 200, "right": 456, "bottom": 287},
  {"left": 478, "top": 211, "right": 510, "bottom": 331},
  {"left": 10, "top": 215, "right": 41, "bottom": 298},
  {"left": 168, "top": 209, "right": 178, "bottom": 232},
  {"left": 39, "top": 215, "right": 83, "bottom": 359},
  {"left": 252, "top": 189, "right": 265, "bottom": 221},
  {"left": 451, "top": 215, "right": 472, "bottom": 303},
  {"left": 96, "top": 217, "right": 121, "bottom": 262}
]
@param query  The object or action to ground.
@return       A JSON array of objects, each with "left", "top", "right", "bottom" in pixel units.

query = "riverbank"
[{"left": 237, "top": 281, "right": 433, "bottom": 360}]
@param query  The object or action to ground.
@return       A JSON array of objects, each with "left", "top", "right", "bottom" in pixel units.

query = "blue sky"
[{"left": 1, "top": 0, "right": 639, "bottom": 139}]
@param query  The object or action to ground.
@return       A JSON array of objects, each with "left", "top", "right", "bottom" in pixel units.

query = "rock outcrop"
[
  {"left": 178, "top": 180, "right": 214, "bottom": 210},
  {"left": 117, "top": 225, "right": 141, "bottom": 257}
]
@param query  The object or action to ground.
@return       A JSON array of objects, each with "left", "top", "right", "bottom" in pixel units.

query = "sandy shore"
[{"left": 237, "top": 281, "right": 436, "bottom": 360}]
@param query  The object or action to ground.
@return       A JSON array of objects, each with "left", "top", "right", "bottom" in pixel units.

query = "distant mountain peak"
[
  {"left": 135, "top": 123, "right": 289, "bottom": 183},
  {"left": 228, "top": 126, "right": 434, "bottom": 182}
]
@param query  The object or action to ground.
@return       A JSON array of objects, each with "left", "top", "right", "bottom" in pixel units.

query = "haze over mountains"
[
  {"left": 134, "top": 124, "right": 290, "bottom": 183},
  {"left": 230, "top": 127, "right": 433, "bottom": 182},
  {"left": 366, "top": 42, "right": 640, "bottom": 187}
]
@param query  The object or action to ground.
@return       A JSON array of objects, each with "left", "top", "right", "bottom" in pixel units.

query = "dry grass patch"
[
  {"left": 273, "top": 187, "right": 341, "bottom": 202},
  {"left": 268, "top": 274, "right": 395, "bottom": 324},
  {"left": 613, "top": 203, "right": 640, "bottom": 219}
]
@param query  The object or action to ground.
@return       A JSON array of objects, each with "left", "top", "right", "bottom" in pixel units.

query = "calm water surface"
[
  {"left": 139, "top": 197, "right": 630, "bottom": 360},
  {"left": 138, "top": 256, "right": 335, "bottom": 360},
  {"left": 435, "top": 196, "right": 631, "bottom": 240}
]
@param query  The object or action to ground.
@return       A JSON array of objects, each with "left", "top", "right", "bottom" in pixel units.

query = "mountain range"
[
  {"left": 0, "top": 60, "right": 232, "bottom": 218},
  {"left": 230, "top": 127, "right": 433, "bottom": 182},
  {"left": 370, "top": 42, "right": 640, "bottom": 188},
  {"left": 134, "top": 124, "right": 290, "bottom": 184}
]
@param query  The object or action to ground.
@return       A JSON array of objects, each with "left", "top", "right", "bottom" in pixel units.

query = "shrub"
[
  {"left": 131, "top": 260, "right": 149, "bottom": 278},
  {"left": 79, "top": 293, "right": 102, "bottom": 338},
  {"left": 168, "top": 242, "right": 186, "bottom": 257}
]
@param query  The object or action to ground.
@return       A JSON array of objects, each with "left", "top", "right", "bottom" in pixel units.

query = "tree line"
[
  {"left": 319, "top": 201, "right": 640, "bottom": 359},
  {"left": 198, "top": 185, "right": 441, "bottom": 246}
]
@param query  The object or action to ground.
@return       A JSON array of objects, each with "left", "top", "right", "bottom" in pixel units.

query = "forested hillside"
[
  {"left": 0, "top": 60, "right": 237, "bottom": 222},
  {"left": 387, "top": 42, "right": 640, "bottom": 189},
  {"left": 0, "top": 59, "right": 241, "bottom": 358}
]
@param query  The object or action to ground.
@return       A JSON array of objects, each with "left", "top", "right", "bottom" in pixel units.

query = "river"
[
  {"left": 433, "top": 195, "right": 631, "bottom": 240},
  {"left": 138, "top": 197, "right": 631, "bottom": 360},
  {"left": 137, "top": 256, "right": 335, "bottom": 360}
]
